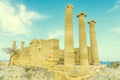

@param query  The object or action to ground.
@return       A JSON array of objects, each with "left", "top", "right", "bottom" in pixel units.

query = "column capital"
[
  {"left": 66, "top": 4, "right": 73, "bottom": 8},
  {"left": 88, "top": 20, "right": 96, "bottom": 24},
  {"left": 77, "top": 12, "right": 87, "bottom": 17}
]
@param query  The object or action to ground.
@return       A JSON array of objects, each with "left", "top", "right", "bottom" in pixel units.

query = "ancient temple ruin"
[{"left": 9, "top": 4, "right": 99, "bottom": 68}]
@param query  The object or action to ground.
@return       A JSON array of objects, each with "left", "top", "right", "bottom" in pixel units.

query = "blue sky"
[{"left": 0, "top": 0, "right": 120, "bottom": 61}]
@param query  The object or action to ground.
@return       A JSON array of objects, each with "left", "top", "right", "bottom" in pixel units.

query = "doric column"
[
  {"left": 9, "top": 40, "right": 16, "bottom": 66},
  {"left": 88, "top": 20, "right": 99, "bottom": 64},
  {"left": 77, "top": 13, "right": 89, "bottom": 65},
  {"left": 64, "top": 4, "right": 75, "bottom": 68},
  {"left": 21, "top": 42, "right": 25, "bottom": 50},
  {"left": 12, "top": 41, "right": 16, "bottom": 50},
  {"left": 87, "top": 47, "right": 92, "bottom": 64}
]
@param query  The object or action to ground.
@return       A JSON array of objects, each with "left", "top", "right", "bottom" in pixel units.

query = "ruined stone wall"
[
  {"left": 11, "top": 39, "right": 61, "bottom": 67},
  {"left": 10, "top": 38, "right": 92, "bottom": 67}
]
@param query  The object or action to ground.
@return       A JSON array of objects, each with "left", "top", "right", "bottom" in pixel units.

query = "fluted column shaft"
[
  {"left": 64, "top": 4, "right": 75, "bottom": 68},
  {"left": 77, "top": 13, "right": 89, "bottom": 65},
  {"left": 88, "top": 20, "right": 99, "bottom": 64},
  {"left": 12, "top": 41, "right": 16, "bottom": 50},
  {"left": 88, "top": 47, "right": 92, "bottom": 64}
]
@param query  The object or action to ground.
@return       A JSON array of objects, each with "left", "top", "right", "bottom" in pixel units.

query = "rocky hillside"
[
  {"left": 0, "top": 66, "right": 54, "bottom": 80},
  {"left": 88, "top": 67, "right": 120, "bottom": 80},
  {"left": 0, "top": 65, "right": 120, "bottom": 80}
]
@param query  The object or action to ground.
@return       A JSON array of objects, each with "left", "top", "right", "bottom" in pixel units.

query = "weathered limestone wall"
[
  {"left": 12, "top": 39, "right": 61, "bottom": 67},
  {"left": 48, "top": 39, "right": 59, "bottom": 56}
]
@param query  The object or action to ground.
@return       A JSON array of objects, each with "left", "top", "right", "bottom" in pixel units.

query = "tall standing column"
[
  {"left": 64, "top": 4, "right": 75, "bottom": 68},
  {"left": 88, "top": 20, "right": 99, "bottom": 64},
  {"left": 21, "top": 42, "right": 25, "bottom": 50},
  {"left": 88, "top": 47, "right": 92, "bottom": 64},
  {"left": 12, "top": 41, "right": 16, "bottom": 50},
  {"left": 77, "top": 13, "right": 89, "bottom": 65},
  {"left": 10, "top": 40, "right": 16, "bottom": 65}
]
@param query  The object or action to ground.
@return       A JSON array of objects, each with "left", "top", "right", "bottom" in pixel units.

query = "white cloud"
[
  {"left": 107, "top": 4, "right": 119, "bottom": 13},
  {"left": 48, "top": 29, "right": 64, "bottom": 39},
  {"left": 0, "top": 0, "right": 47, "bottom": 36},
  {"left": 112, "top": 27, "right": 120, "bottom": 33},
  {"left": 106, "top": 0, "right": 120, "bottom": 13}
]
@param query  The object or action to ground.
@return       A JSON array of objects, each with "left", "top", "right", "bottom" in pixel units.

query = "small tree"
[{"left": 2, "top": 47, "right": 18, "bottom": 66}]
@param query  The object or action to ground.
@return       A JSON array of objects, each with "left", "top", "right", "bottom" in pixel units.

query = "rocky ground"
[
  {"left": 88, "top": 67, "right": 120, "bottom": 80},
  {"left": 0, "top": 66, "right": 54, "bottom": 80},
  {"left": 0, "top": 65, "right": 120, "bottom": 80}
]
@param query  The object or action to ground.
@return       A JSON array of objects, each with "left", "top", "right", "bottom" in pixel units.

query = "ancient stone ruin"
[{"left": 9, "top": 4, "right": 100, "bottom": 71}]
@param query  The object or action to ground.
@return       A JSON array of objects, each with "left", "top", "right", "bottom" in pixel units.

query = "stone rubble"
[
  {"left": 0, "top": 66, "right": 54, "bottom": 80},
  {"left": 0, "top": 65, "right": 120, "bottom": 80},
  {"left": 88, "top": 66, "right": 120, "bottom": 80}
]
